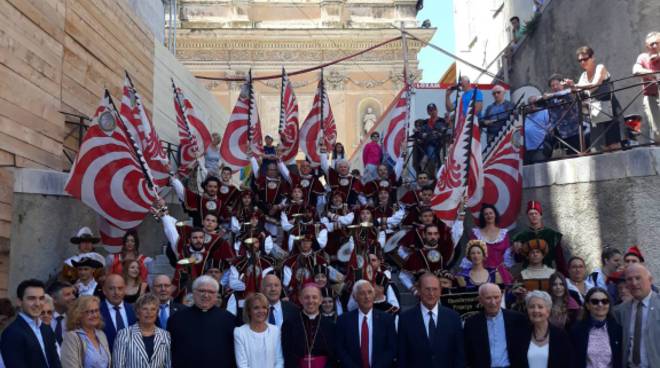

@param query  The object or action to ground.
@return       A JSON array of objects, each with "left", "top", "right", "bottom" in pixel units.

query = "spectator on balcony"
[
  {"left": 543, "top": 74, "right": 589, "bottom": 155},
  {"left": 483, "top": 85, "right": 515, "bottom": 144},
  {"left": 633, "top": 31, "right": 660, "bottom": 143},
  {"left": 445, "top": 76, "right": 483, "bottom": 118},
  {"left": 524, "top": 96, "right": 551, "bottom": 164},
  {"left": 565, "top": 46, "right": 623, "bottom": 151},
  {"left": 510, "top": 17, "right": 526, "bottom": 44}
]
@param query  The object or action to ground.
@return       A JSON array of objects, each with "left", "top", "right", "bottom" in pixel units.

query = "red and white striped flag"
[
  {"left": 65, "top": 91, "right": 157, "bottom": 252},
  {"left": 278, "top": 69, "right": 299, "bottom": 164},
  {"left": 173, "top": 81, "right": 213, "bottom": 176},
  {"left": 431, "top": 93, "right": 484, "bottom": 226},
  {"left": 220, "top": 74, "right": 264, "bottom": 171},
  {"left": 120, "top": 73, "right": 169, "bottom": 188},
  {"left": 381, "top": 88, "right": 408, "bottom": 162},
  {"left": 300, "top": 76, "right": 335, "bottom": 164},
  {"left": 469, "top": 117, "right": 523, "bottom": 228}
]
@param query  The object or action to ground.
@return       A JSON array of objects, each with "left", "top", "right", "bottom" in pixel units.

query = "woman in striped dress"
[{"left": 112, "top": 294, "right": 171, "bottom": 368}]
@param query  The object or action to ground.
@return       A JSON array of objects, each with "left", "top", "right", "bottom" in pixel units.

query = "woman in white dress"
[{"left": 233, "top": 293, "right": 284, "bottom": 368}]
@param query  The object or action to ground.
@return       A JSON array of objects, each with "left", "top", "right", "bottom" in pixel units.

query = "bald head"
[
  {"left": 103, "top": 274, "right": 126, "bottom": 306},
  {"left": 152, "top": 275, "right": 173, "bottom": 303},
  {"left": 478, "top": 283, "right": 502, "bottom": 317},
  {"left": 625, "top": 263, "right": 653, "bottom": 300}
]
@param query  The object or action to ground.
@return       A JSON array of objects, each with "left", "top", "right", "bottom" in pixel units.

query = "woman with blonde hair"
[
  {"left": 61, "top": 295, "right": 111, "bottom": 368},
  {"left": 233, "top": 292, "right": 284, "bottom": 368},
  {"left": 112, "top": 293, "right": 171, "bottom": 368},
  {"left": 122, "top": 259, "right": 148, "bottom": 304}
]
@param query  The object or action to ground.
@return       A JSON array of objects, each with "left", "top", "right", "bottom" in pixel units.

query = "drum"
[{"left": 383, "top": 230, "right": 407, "bottom": 267}]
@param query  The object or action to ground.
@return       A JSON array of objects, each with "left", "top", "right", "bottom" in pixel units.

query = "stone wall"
[
  {"left": 8, "top": 169, "right": 184, "bottom": 295},
  {"left": 508, "top": 0, "right": 659, "bottom": 137},
  {"left": 516, "top": 147, "right": 660, "bottom": 277}
]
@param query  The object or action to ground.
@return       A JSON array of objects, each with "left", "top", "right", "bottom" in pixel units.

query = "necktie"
[
  {"left": 361, "top": 316, "right": 370, "bottom": 368},
  {"left": 113, "top": 306, "right": 125, "bottom": 331},
  {"left": 269, "top": 306, "right": 276, "bottom": 325},
  {"left": 632, "top": 301, "right": 643, "bottom": 365},
  {"left": 428, "top": 311, "right": 436, "bottom": 344},
  {"left": 159, "top": 304, "right": 168, "bottom": 328},
  {"left": 54, "top": 316, "right": 63, "bottom": 345}
]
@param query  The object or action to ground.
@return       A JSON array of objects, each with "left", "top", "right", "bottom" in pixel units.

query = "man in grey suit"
[{"left": 614, "top": 264, "right": 660, "bottom": 368}]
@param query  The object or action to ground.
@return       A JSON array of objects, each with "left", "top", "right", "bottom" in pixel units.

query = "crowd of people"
[
  {"left": 523, "top": 33, "right": 660, "bottom": 163},
  {"left": 0, "top": 126, "right": 657, "bottom": 368},
  {"left": 408, "top": 32, "right": 659, "bottom": 169}
]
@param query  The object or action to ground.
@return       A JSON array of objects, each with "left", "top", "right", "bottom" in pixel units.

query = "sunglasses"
[
  {"left": 589, "top": 298, "right": 610, "bottom": 306},
  {"left": 578, "top": 56, "right": 591, "bottom": 63}
]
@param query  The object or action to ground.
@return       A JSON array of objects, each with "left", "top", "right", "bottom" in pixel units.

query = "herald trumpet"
[
  {"left": 347, "top": 222, "right": 373, "bottom": 229},
  {"left": 177, "top": 256, "right": 198, "bottom": 265}
]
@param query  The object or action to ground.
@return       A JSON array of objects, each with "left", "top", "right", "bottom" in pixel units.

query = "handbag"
[{"left": 589, "top": 78, "right": 614, "bottom": 124}]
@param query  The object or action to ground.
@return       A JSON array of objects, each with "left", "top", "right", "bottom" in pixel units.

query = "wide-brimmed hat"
[
  {"left": 71, "top": 253, "right": 105, "bottom": 269},
  {"left": 70, "top": 227, "right": 100, "bottom": 244}
]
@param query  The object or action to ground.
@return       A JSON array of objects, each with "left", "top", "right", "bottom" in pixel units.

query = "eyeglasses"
[
  {"left": 589, "top": 298, "right": 610, "bottom": 306},
  {"left": 578, "top": 56, "right": 591, "bottom": 63},
  {"left": 84, "top": 308, "right": 100, "bottom": 316}
]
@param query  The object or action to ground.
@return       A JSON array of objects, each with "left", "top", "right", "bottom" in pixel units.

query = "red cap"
[
  {"left": 527, "top": 200, "right": 543, "bottom": 215},
  {"left": 625, "top": 245, "right": 644, "bottom": 262}
]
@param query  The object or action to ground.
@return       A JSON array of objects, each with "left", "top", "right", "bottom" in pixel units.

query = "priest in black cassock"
[
  {"left": 281, "top": 282, "right": 337, "bottom": 368},
  {"left": 167, "top": 275, "right": 237, "bottom": 368}
]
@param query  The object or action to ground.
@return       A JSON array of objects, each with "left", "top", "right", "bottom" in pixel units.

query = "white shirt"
[
  {"left": 269, "top": 301, "right": 284, "bottom": 327},
  {"left": 357, "top": 309, "right": 373, "bottom": 366},
  {"left": 420, "top": 303, "right": 439, "bottom": 338},
  {"left": 527, "top": 341, "right": 549, "bottom": 368},
  {"left": 50, "top": 311, "right": 67, "bottom": 336},
  {"left": 629, "top": 292, "right": 652, "bottom": 368},
  {"left": 105, "top": 300, "right": 128, "bottom": 330},
  {"left": 76, "top": 279, "right": 98, "bottom": 297},
  {"left": 233, "top": 324, "right": 284, "bottom": 368}
]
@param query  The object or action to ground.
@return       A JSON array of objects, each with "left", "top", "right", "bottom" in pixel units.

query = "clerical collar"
[{"left": 303, "top": 311, "right": 319, "bottom": 320}]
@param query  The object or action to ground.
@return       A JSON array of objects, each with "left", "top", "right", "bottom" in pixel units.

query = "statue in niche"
[{"left": 362, "top": 107, "right": 378, "bottom": 140}]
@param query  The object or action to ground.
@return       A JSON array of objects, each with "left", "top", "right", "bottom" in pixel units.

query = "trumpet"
[{"left": 347, "top": 222, "right": 374, "bottom": 229}]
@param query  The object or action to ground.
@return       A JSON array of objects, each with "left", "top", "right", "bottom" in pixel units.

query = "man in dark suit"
[
  {"left": 464, "top": 283, "right": 529, "bottom": 368},
  {"left": 168, "top": 275, "right": 236, "bottom": 367},
  {"left": 152, "top": 274, "right": 185, "bottom": 329},
  {"left": 614, "top": 264, "right": 660, "bottom": 367},
  {"left": 0, "top": 279, "right": 61, "bottom": 368},
  {"left": 398, "top": 272, "right": 464, "bottom": 368},
  {"left": 260, "top": 274, "right": 298, "bottom": 328},
  {"left": 99, "top": 274, "right": 136, "bottom": 350},
  {"left": 336, "top": 280, "right": 397, "bottom": 368}
]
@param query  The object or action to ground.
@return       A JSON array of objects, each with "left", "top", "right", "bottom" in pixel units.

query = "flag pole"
[
  {"left": 319, "top": 68, "right": 325, "bottom": 148},
  {"left": 247, "top": 69, "right": 253, "bottom": 149},
  {"left": 463, "top": 87, "right": 479, "bottom": 198}
]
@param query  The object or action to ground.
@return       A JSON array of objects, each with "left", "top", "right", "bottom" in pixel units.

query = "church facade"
[{"left": 174, "top": 0, "right": 435, "bottom": 156}]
